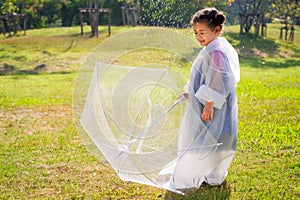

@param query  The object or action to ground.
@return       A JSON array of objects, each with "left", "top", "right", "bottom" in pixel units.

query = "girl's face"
[{"left": 193, "top": 22, "right": 221, "bottom": 46}]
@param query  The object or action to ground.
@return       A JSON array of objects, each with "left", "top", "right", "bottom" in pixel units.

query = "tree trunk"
[
  {"left": 237, "top": 0, "right": 265, "bottom": 36},
  {"left": 254, "top": 15, "right": 260, "bottom": 37},
  {"left": 89, "top": 11, "right": 99, "bottom": 37},
  {"left": 87, "top": 0, "right": 100, "bottom": 37},
  {"left": 239, "top": 14, "right": 244, "bottom": 34}
]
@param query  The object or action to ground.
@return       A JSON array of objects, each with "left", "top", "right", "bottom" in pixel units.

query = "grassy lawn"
[{"left": 0, "top": 24, "right": 299, "bottom": 199}]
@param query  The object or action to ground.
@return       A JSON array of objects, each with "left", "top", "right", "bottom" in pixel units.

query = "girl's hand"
[
  {"left": 183, "top": 93, "right": 189, "bottom": 100},
  {"left": 202, "top": 102, "right": 214, "bottom": 122}
]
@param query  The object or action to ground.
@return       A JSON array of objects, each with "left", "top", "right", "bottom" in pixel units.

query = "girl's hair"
[{"left": 191, "top": 7, "right": 226, "bottom": 31}]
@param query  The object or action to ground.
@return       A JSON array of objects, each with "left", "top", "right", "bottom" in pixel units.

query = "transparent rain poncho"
[
  {"left": 73, "top": 28, "right": 239, "bottom": 194},
  {"left": 170, "top": 37, "right": 240, "bottom": 189}
]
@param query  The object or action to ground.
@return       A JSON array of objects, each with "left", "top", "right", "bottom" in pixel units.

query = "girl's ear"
[{"left": 215, "top": 26, "right": 221, "bottom": 33}]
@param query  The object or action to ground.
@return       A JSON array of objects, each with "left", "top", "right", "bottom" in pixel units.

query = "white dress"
[{"left": 171, "top": 37, "right": 240, "bottom": 189}]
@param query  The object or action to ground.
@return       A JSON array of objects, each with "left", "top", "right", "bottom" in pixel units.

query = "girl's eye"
[{"left": 194, "top": 31, "right": 206, "bottom": 35}]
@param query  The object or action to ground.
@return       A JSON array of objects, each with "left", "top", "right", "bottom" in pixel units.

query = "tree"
[
  {"left": 271, "top": 0, "right": 300, "bottom": 26},
  {"left": 235, "top": 0, "right": 269, "bottom": 35},
  {"left": 85, "top": 0, "right": 101, "bottom": 37},
  {"left": 0, "top": 0, "right": 26, "bottom": 35},
  {"left": 271, "top": 0, "right": 299, "bottom": 42},
  {"left": 79, "top": 0, "right": 114, "bottom": 37},
  {"left": 119, "top": 0, "right": 140, "bottom": 25}
]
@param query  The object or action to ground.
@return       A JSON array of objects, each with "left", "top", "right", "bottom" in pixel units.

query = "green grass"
[{"left": 0, "top": 24, "right": 299, "bottom": 199}]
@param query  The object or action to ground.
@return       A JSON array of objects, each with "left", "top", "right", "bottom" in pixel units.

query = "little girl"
[{"left": 171, "top": 7, "right": 240, "bottom": 190}]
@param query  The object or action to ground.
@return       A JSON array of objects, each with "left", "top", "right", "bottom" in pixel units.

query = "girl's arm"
[{"left": 200, "top": 50, "right": 228, "bottom": 122}]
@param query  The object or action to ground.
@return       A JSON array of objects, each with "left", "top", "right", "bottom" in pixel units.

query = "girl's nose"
[{"left": 196, "top": 34, "right": 202, "bottom": 39}]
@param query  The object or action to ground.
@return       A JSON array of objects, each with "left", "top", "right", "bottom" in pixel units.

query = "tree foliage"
[
  {"left": 0, "top": 0, "right": 299, "bottom": 32},
  {"left": 0, "top": 0, "right": 19, "bottom": 15},
  {"left": 270, "top": 0, "right": 300, "bottom": 25}
]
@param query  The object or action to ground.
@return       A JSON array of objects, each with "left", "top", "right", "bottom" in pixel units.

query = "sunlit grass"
[
  {"left": 0, "top": 73, "right": 75, "bottom": 108},
  {"left": 0, "top": 26, "right": 129, "bottom": 73}
]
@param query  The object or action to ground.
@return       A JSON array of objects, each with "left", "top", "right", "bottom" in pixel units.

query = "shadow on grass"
[
  {"left": 0, "top": 63, "right": 72, "bottom": 76},
  {"left": 62, "top": 30, "right": 109, "bottom": 53},
  {"left": 164, "top": 181, "right": 231, "bottom": 200},
  {"left": 70, "top": 27, "right": 110, "bottom": 38},
  {"left": 239, "top": 56, "right": 300, "bottom": 69},
  {"left": 225, "top": 32, "right": 280, "bottom": 57},
  {"left": 223, "top": 32, "right": 300, "bottom": 69}
]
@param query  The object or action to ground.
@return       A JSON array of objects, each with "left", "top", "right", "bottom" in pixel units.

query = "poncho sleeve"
[{"left": 195, "top": 50, "right": 234, "bottom": 109}]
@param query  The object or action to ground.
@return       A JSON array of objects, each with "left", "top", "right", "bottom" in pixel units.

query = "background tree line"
[{"left": 0, "top": 0, "right": 299, "bottom": 34}]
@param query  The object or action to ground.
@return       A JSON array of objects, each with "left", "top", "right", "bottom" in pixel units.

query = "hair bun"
[{"left": 215, "top": 13, "right": 226, "bottom": 25}]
